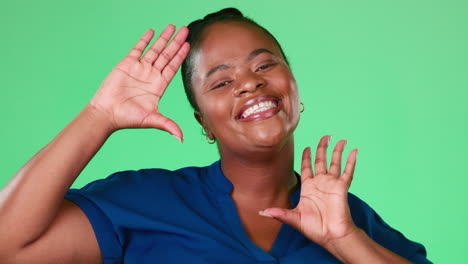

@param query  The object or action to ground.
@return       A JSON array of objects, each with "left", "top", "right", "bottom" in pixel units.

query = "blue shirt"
[{"left": 65, "top": 160, "right": 431, "bottom": 264}]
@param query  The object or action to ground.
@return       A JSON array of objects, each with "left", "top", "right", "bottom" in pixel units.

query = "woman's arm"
[
  {"left": 323, "top": 227, "right": 413, "bottom": 264},
  {"left": 0, "top": 25, "right": 189, "bottom": 263},
  {"left": 0, "top": 104, "right": 112, "bottom": 263}
]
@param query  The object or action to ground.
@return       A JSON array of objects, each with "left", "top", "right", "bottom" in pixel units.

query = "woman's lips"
[{"left": 237, "top": 96, "right": 282, "bottom": 122}]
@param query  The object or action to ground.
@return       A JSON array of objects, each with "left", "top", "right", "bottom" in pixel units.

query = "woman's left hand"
[{"left": 261, "top": 135, "right": 359, "bottom": 249}]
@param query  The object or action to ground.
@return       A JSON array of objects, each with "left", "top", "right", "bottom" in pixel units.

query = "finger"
[
  {"left": 315, "top": 135, "right": 331, "bottom": 176},
  {"left": 139, "top": 25, "right": 176, "bottom": 64},
  {"left": 341, "top": 149, "right": 358, "bottom": 186},
  {"left": 161, "top": 42, "right": 190, "bottom": 86},
  {"left": 259, "top": 208, "right": 301, "bottom": 231},
  {"left": 144, "top": 113, "right": 184, "bottom": 143},
  {"left": 300, "top": 147, "right": 314, "bottom": 182},
  {"left": 328, "top": 140, "right": 347, "bottom": 177},
  {"left": 153, "top": 26, "right": 189, "bottom": 72},
  {"left": 127, "top": 29, "right": 155, "bottom": 59}
]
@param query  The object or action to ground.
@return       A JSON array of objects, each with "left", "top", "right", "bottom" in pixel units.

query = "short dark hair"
[{"left": 181, "top": 7, "right": 289, "bottom": 111}]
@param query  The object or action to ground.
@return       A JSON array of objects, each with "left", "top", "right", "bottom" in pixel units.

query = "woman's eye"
[
  {"left": 256, "top": 63, "right": 276, "bottom": 72},
  {"left": 212, "top": 80, "right": 231, "bottom": 89}
]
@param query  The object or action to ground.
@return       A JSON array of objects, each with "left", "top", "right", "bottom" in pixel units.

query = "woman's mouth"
[{"left": 237, "top": 96, "right": 282, "bottom": 122}]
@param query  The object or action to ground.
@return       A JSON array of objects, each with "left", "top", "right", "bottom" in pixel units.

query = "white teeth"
[{"left": 241, "top": 100, "right": 277, "bottom": 119}]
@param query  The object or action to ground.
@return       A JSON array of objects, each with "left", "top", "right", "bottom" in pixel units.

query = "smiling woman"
[
  {"left": 0, "top": 7, "right": 432, "bottom": 264},
  {"left": 191, "top": 21, "right": 300, "bottom": 153}
]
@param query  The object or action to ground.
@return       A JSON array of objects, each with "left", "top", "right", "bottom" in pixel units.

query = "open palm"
[
  {"left": 262, "top": 136, "right": 359, "bottom": 248},
  {"left": 90, "top": 25, "right": 189, "bottom": 141}
]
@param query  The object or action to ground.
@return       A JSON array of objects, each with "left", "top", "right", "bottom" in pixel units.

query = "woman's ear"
[
  {"left": 194, "top": 111, "right": 214, "bottom": 140},
  {"left": 194, "top": 111, "right": 204, "bottom": 127}
]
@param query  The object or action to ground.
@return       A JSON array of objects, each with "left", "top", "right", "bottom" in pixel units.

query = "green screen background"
[{"left": 1, "top": 0, "right": 466, "bottom": 262}]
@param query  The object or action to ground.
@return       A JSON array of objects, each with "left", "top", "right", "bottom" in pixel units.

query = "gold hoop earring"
[
  {"left": 300, "top": 102, "right": 305, "bottom": 113},
  {"left": 205, "top": 135, "right": 216, "bottom": 144}
]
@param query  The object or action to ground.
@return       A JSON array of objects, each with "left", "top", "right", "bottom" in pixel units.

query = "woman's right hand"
[{"left": 90, "top": 25, "right": 190, "bottom": 142}]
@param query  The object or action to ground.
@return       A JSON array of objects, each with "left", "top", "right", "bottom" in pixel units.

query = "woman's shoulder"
[
  {"left": 346, "top": 192, "right": 429, "bottom": 262},
  {"left": 67, "top": 161, "right": 219, "bottom": 201},
  {"left": 346, "top": 192, "right": 388, "bottom": 229}
]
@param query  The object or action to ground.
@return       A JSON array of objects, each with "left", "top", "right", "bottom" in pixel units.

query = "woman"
[{"left": 0, "top": 8, "right": 430, "bottom": 264}]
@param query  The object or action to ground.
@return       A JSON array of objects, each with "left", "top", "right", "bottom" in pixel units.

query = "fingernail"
[
  {"left": 173, "top": 135, "right": 183, "bottom": 143},
  {"left": 259, "top": 210, "right": 273, "bottom": 218},
  {"left": 328, "top": 135, "right": 332, "bottom": 144}
]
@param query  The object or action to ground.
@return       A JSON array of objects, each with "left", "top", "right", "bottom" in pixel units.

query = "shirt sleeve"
[
  {"left": 65, "top": 172, "right": 132, "bottom": 264},
  {"left": 348, "top": 193, "right": 432, "bottom": 264}
]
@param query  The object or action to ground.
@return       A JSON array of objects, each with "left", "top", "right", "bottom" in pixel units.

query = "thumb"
[
  {"left": 259, "top": 208, "right": 301, "bottom": 230},
  {"left": 144, "top": 113, "right": 183, "bottom": 143}
]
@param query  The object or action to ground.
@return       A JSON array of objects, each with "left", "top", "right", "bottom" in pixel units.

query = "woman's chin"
[{"left": 247, "top": 126, "right": 293, "bottom": 149}]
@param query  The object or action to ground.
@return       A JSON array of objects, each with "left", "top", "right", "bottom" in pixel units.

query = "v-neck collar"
[
  {"left": 205, "top": 160, "right": 301, "bottom": 197},
  {"left": 205, "top": 160, "right": 302, "bottom": 261}
]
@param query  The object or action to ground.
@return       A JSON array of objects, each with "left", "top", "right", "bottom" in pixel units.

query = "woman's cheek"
[{"left": 203, "top": 96, "right": 231, "bottom": 130}]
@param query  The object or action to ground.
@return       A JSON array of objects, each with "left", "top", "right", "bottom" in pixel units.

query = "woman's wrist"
[
  {"left": 322, "top": 226, "right": 364, "bottom": 257},
  {"left": 81, "top": 102, "right": 117, "bottom": 136}
]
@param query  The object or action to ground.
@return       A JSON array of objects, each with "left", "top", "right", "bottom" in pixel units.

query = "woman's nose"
[{"left": 233, "top": 71, "right": 266, "bottom": 97}]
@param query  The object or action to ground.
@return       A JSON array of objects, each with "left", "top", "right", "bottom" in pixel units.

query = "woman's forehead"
[{"left": 196, "top": 22, "right": 282, "bottom": 67}]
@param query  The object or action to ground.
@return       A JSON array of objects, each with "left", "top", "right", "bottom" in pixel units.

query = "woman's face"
[{"left": 191, "top": 21, "right": 300, "bottom": 154}]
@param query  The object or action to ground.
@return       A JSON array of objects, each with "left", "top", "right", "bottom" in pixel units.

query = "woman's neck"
[{"left": 219, "top": 137, "right": 297, "bottom": 208}]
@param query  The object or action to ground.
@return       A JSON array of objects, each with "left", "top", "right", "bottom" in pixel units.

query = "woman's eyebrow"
[
  {"left": 205, "top": 48, "right": 275, "bottom": 79},
  {"left": 205, "top": 64, "right": 230, "bottom": 79},
  {"left": 246, "top": 48, "right": 274, "bottom": 61}
]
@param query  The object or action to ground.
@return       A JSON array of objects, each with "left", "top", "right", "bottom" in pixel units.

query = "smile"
[{"left": 237, "top": 96, "right": 282, "bottom": 121}]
